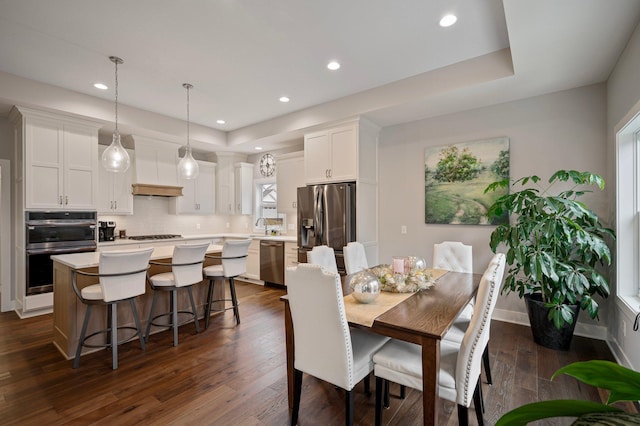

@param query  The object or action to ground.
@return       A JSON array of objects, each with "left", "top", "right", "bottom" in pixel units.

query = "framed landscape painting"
[{"left": 424, "top": 137, "right": 510, "bottom": 225}]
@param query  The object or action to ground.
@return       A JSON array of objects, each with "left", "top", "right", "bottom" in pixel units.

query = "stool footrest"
[
  {"left": 81, "top": 326, "right": 140, "bottom": 349},
  {"left": 149, "top": 311, "right": 198, "bottom": 329}
]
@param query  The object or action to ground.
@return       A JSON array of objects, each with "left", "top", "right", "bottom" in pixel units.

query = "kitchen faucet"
[{"left": 255, "top": 217, "right": 268, "bottom": 235}]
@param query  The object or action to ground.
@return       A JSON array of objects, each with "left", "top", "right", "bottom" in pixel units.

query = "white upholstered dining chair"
[
  {"left": 71, "top": 247, "right": 153, "bottom": 369},
  {"left": 307, "top": 245, "right": 338, "bottom": 274},
  {"left": 372, "top": 253, "right": 506, "bottom": 426},
  {"left": 145, "top": 242, "right": 209, "bottom": 347},
  {"left": 203, "top": 238, "right": 251, "bottom": 327},
  {"left": 343, "top": 241, "right": 368, "bottom": 275},
  {"left": 286, "top": 263, "right": 389, "bottom": 426}
]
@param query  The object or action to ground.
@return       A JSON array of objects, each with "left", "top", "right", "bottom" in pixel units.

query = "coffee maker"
[{"left": 98, "top": 221, "right": 116, "bottom": 242}]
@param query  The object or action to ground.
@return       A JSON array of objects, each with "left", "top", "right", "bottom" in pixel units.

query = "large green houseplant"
[{"left": 485, "top": 170, "right": 615, "bottom": 350}]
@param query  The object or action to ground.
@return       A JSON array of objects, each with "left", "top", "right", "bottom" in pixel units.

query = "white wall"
[
  {"left": 606, "top": 20, "right": 640, "bottom": 371},
  {"left": 378, "top": 83, "right": 610, "bottom": 339}
]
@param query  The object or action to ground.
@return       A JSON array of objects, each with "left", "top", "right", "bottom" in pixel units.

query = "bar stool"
[
  {"left": 203, "top": 238, "right": 251, "bottom": 328},
  {"left": 145, "top": 243, "right": 209, "bottom": 347},
  {"left": 71, "top": 247, "right": 153, "bottom": 370}
]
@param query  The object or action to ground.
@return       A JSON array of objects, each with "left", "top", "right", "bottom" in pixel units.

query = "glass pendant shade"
[
  {"left": 178, "top": 145, "right": 199, "bottom": 179},
  {"left": 102, "top": 131, "right": 130, "bottom": 173},
  {"left": 178, "top": 82, "right": 199, "bottom": 179}
]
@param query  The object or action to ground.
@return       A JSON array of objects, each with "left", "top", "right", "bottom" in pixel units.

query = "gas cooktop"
[{"left": 127, "top": 234, "right": 182, "bottom": 241}]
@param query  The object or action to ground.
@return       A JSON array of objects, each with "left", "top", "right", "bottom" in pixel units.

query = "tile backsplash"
[{"left": 98, "top": 196, "right": 295, "bottom": 237}]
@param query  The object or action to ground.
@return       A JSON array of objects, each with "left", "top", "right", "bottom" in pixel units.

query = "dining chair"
[
  {"left": 286, "top": 263, "right": 389, "bottom": 426},
  {"left": 71, "top": 247, "right": 153, "bottom": 369},
  {"left": 307, "top": 245, "right": 338, "bottom": 274},
  {"left": 372, "top": 253, "right": 506, "bottom": 426},
  {"left": 343, "top": 241, "right": 368, "bottom": 275},
  {"left": 202, "top": 238, "right": 251, "bottom": 328},
  {"left": 145, "top": 242, "right": 209, "bottom": 347}
]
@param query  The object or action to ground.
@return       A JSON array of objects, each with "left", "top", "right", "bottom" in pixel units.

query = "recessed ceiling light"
[
  {"left": 94, "top": 83, "right": 108, "bottom": 90},
  {"left": 279, "top": 96, "right": 290, "bottom": 103},
  {"left": 439, "top": 14, "right": 457, "bottom": 27},
  {"left": 216, "top": 119, "right": 225, "bottom": 124},
  {"left": 327, "top": 61, "right": 340, "bottom": 71},
  {"left": 255, "top": 146, "right": 263, "bottom": 150}
]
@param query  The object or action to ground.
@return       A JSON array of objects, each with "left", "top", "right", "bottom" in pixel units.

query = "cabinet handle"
[
  {"left": 65, "top": 195, "right": 69, "bottom": 205},
  {"left": 329, "top": 169, "right": 332, "bottom": 178},
  {"left": 59, "top": 196, "right": 63, "bottom": 205},
  {"left": 114, "top": 201, "right": 117, "bottom": 210}
]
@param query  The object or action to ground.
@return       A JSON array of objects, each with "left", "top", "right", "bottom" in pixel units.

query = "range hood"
[
  {"left": 125, "top": 134, "right": 184, "bottom": 197},
  {"left": 131, "top": 183, "right": 183, "bottom": 197}
]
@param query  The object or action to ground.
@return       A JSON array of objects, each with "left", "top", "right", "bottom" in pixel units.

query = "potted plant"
[
  {"left": 485, "top": 170, "right": 615, "bottom": 350},
  {"left": 496, "top": 360, "right": 640, "bottom": 425}
]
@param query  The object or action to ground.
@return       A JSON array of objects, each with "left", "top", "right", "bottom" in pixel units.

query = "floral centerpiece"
[{"left": 369, "top": 264, "right": 435, "bottom": 293}]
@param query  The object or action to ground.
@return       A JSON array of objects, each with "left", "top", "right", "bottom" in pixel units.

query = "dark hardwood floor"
[{"left": 0, "top": 282, "right": 632, "bottom": 425}]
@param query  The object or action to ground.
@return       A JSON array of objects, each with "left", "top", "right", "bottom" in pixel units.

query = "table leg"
[
  {"left": 284, "top": 300, "right": 295, "bottom": 411},
  {"left": 421, "top": 337, "right": 440, "bottom": 425}
]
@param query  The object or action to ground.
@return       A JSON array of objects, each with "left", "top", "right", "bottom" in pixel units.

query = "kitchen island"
[{"left": 51, "top": 244, "right": 223, "bottom": 360}]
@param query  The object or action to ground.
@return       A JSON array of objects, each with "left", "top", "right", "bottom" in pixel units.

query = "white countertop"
[
  {"left": 97, "top": 232, "right": 296, "bottom": 248},
  {"left": 52, "top": 244, "right": 224, "bottom": 269}
]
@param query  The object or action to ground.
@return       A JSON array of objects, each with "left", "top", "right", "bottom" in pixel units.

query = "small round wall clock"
[{"left": 259, "top": 153, "right": 275, "bottom": 177}]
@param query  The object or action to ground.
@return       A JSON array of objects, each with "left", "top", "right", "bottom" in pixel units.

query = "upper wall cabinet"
[
  {"left": 234, "top": 162, "right": 253, "bottom": 215},
  {"left": 304, "top": 119, "right": 378, "bottom": 184},
  {"left": 170, "top": 160, "right": 216, "bottom": 215},
  {"left": 97, "top": 145, "right": 134, "bottom": 215},
  {"left": 215, "top": 152, "right": 249, "bottom": 215},
  {"left": 276, "top": 151, "right": 304, "bottom": 215},
  {"left": 11, "top": 107, "right": 101, "bottom": 210}
]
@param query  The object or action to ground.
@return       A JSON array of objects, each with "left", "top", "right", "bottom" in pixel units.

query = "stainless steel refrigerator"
[{"left": 297, "top": 182, "right": 356, "bottom": 274}]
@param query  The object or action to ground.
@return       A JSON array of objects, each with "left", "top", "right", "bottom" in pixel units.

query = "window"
[
  {"left": 616, "top": 112, "right": 640, "bottom": 303},
  {"left": 254, "top": 181, "right": 284, "bottom": 233}
]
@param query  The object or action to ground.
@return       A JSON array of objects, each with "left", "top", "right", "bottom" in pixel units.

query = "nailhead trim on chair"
[
  {"left": 461, "top": 258, "right": 501, "bottom": 406},
  {"left": 328, "top": 267, "right": 355, "bottom": 390}
]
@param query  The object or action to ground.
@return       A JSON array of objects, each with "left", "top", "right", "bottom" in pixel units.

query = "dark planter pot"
[{"left": 524, "top": 294, "right": 580, "bottom": 351}]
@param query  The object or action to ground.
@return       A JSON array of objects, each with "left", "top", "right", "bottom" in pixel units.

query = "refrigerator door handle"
[{"left": 314, "top": 186, "right": 324, "bottom": 244}]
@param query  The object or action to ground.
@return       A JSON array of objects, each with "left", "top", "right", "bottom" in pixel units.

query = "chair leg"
[
  {"left": 187, "top": 286, "right": 200, "bottom": 333},
  {"left": 400, "top": 384, "right": 406, "bottom": 399},
  {"left": 291, "top": 369, "right": 303, "bottom": 426},
  {"left": 171, "top": 290, "right": 179, "bottom": 347},
  {"left": 205, "top": 279, "right": 215, "bottom": 329},
  {"left": 110, "top": 303, "right": 118, "bottom": 370},
  {"left": 364, "top": 372, "right": 371, "bottom": 396},
  {"left": 483, "top": 344, "right": 492, "bottom": 385},
  {"left": 457, "top": 404, "right": 469, "bottom": 426},
  {"left": 229, "top": 277, "right": 241, "bottom": 324},
  {"left": 473, "top": 381, "right": 484, "bottom": 426},
  {"left": 73, "top": 304, "right": 92, "bottom": 369},
  {"left": 375, "top": 376, "right": 384, "bottom": 426},
  {"left": 478, "top": 379, "right": 485, "bottom": 413},
  {"left": 130, "top": 299, "right": 145, "bottom": 351},
  {"left": 384, "top": 379, "right": 390, "bottom": 408},
  {"left": 345, "top": 389, "right": 354, "bottom": 426},
  {"left": 145, "top": 290, "right": 158, "bottom": 342}
]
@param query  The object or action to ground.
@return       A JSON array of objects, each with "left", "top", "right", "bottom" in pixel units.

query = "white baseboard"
[{"left": 492, "top": 308, "right": 608, "bottom": 341}]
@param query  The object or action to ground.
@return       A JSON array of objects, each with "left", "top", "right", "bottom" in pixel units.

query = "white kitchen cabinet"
[
  {"left": 276, "top": 151, "right": 304, "bottom": 215},
  {"left": 234, "top": 162, "right": 253, "bottom": 215},
  {"left": 215, "top": 152, "right": 248, "bottom": 215},
  {"left": 284, "top": 242, "right": 298, "bottom": 286},
  {"left": 242, "top": 239, "right": 261, "bottom": 281},
  {"left": 14, "top": 108, "right": 100, "bottom": 210},
  {"left": 97, "top": 145, "right": 134, "bottom": 215},
  {"left": 170, "top": 161, "right": 216, "bottom": 215},
  {"left": 304, "top": 123, "right": 357, "bottom": 184}
]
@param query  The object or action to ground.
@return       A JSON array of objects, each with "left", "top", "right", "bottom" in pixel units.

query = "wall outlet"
[
  {"left": 288, "top": 223, "right": 295, "bottom": 230},
  {"left": 196, "top": 223, "right": 200, "bottom": 230},
  {"left": 401, "top": 225, "right": 407, "bottom": 234},
  {"left": 226, "top": 222, "right": 230, "bottom": 229}
]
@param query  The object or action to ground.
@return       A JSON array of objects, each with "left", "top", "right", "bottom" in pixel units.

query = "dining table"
[{"left": 281, "top": 269, "right": 482, "bottom": 425}]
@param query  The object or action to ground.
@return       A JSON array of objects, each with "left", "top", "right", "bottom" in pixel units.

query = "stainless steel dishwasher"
[{"left": 260, "top": 240, "right": 285, "bottom": 286}]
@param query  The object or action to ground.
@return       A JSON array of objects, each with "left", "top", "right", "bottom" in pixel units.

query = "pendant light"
[
  {"left": 177, "top": 83, "right": 199, "bottom": 179},
  {"left": 101, "top": 56, "right": 131, "bottom": 173}
]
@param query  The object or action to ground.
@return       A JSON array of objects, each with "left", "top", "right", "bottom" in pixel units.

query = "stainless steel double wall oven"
[{"left": 25, "top": 211, "right": 97, "bottom": 295}]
